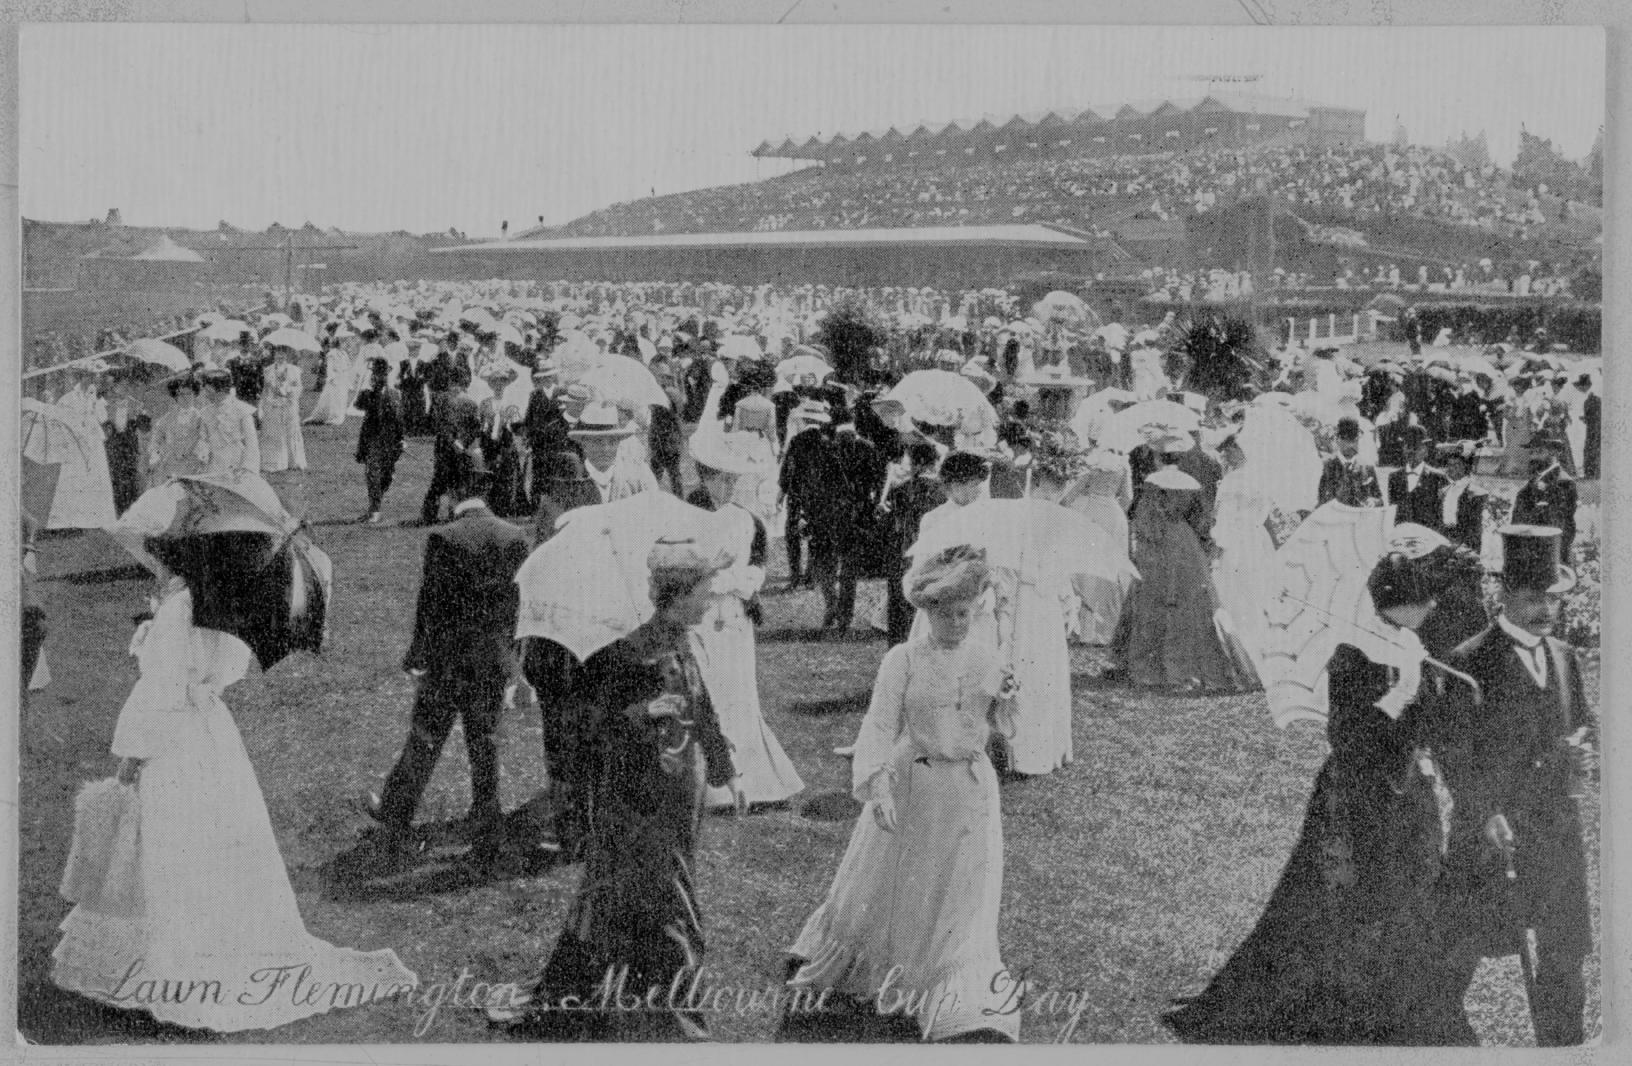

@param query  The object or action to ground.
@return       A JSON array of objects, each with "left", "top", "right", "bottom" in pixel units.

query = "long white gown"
[
  {"left": 787, "top": 635, "right": 1019, "bottom": 1042},
  {"left": 1210, "top": 464, "right": 1281, "bottom": 674},
  {"left": 258, "top": 363, "right": 307, "bottom": 472},
  {"left": 304, "top": 349, "right": 352, "bottom": 425},
  {"left": 1062, "top": 451, "right": 1134, "bottom": 646},
  {"left": 908, "top": 500, "right": 1073, "bottom": 776},
  {"left": 52, "top": 584, "right": 416, "bottom": 1031},
  {"left": 693, "top": 505, "right": 805, "bottom": 808}
]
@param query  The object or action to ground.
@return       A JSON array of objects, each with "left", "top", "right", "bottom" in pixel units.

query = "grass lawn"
[{"left": 15, "top": 423, "right": 1601, "bottom": 1045}]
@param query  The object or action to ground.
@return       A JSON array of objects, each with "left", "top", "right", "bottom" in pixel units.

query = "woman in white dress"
[
  {"left": 1209, "top": 432, "right": 1280, "bottom": 674},
  {"left": 1059, "top": 440, "right": 1135, "bottom": 646},
  {"left": 258, "top": 349, "right": 306, "bottom": 472},
  {"left": 909, "top": 453, "right": 1073, "bottom": 777},
  {"left": 303, "top": 341, "right": 352, "bottom": 426},
  {"left": 687, "top": 433, "right": 805, "bottom": 809},
  {"left": 52, "top": 575, "right": 416, "bottom": 1031},
  {"left": 786, "top": 546, "right": 1020, "bottom": 1043}
]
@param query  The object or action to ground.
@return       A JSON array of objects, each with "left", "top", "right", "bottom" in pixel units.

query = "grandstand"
[
  {"left": 747, "top": 93, "right": 1365, "bottom": 168},
  {"left": 432, "top": 224, "right": 1128, "bottom": 290}
]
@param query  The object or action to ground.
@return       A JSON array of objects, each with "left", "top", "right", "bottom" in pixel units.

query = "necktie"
[{"left": 1516, "top": 641, "right": 1548, "bottom": 687}]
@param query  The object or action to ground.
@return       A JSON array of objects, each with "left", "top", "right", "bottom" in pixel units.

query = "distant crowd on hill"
[{"left": 552, "top": 141, "right": 1599, "bottom": 243}]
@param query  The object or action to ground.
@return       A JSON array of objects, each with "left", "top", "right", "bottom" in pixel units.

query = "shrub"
[{"left": 811, "top": 294, "right": 889, "bottom": 385}]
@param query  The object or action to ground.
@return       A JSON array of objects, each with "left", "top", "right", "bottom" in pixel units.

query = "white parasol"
[
  {"left": 514, "top": 492, "right": 728, "bottom": 661},
  {"left": 1103, "top": 399, "right": 1200, "bottom": 452},
  {"left": 260, "top": 327, "right": 322, "bottom": 353},
  {"left": 884, "top": 369, "right": 995, "bottom": 429},
  {"left": 120, "top": 338, "right": 192, "bottom": 372},
  {"left": 198, "top": 319, "right": 251, "bottom": 343},
  {"left": 1259, "top": 502, "right": 1395, "bottom": 728},
  {"left": 581, "top": 356, "right": 670, "bottom": 412}
]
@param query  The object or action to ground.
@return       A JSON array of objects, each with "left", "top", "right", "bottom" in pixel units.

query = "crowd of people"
[
  {"left": 27, "top": 275, "right": 1599, "bottom": 1046},
  {"left": 554, "top": 141, "right": 1593, "bottom": 245}
]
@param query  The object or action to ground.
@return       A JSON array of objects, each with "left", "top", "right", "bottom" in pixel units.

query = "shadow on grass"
[
  {"left": 47, "top": 563, "right": 152, "bottom": 585},
  {"left": 785, "top": 693, "right": 870, "bottom": 717},
  {"left": 17, "top": 978, "right": 230, "bottom": 1046}
]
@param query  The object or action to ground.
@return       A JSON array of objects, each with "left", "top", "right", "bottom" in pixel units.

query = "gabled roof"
[{"left": 753, "top": 94, "right": 1357, "bottom": 155}]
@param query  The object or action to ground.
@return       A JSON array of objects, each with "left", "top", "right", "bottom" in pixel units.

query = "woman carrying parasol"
[
  {"left": 1162, "top": 527, "right": 1485, "bottom": 1043},
  {"left": 498, "top": 526, "right": 746, "bottom": 1041},
  {"left": 53, "top": 475, "right": 414, "bottom": 1032}
]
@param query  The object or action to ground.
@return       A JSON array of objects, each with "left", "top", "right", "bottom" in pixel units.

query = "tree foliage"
[
  {"left": 1162, "top": 309, "right": 1272, "bottom": 402},
  {"left": 811, "top": 293, "right": 889, "bottom": 384}
]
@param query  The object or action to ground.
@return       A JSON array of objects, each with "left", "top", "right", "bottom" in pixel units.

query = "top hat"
[{"left": 1495, "top": 524, "right": 1575, "bottom": 593}]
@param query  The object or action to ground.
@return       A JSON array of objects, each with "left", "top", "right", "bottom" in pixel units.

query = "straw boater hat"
[{"left": 568, "top": 400, "right": 635, "bottom": 441}]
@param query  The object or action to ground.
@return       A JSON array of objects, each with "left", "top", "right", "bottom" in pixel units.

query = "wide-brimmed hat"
[
  {"left": 1494, "top": 524, "right": 1575, "bottom": 593},
  {"left": 1146, "top": 467, "right": 1201, "bottom": 492},
  {"left": 568, "top": 400, "right": 635, "bottom": 439},
  {"left": 689, "top": 431, "right": 765, "bottom": 476}
]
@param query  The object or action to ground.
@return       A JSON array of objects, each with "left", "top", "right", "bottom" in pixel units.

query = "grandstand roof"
[
  {"left": 752, "top": 93, "right": 1360, "bottom": 156},
  {"left": 435, "top": 224, "right": 1096, "bottom": 255}
]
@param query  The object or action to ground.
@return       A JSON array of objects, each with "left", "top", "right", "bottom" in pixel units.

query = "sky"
[{"left": 20, "top": 23, "right": 1604, "bottom": 238}]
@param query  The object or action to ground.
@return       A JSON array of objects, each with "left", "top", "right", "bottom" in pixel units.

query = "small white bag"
[{"left": 59, "top": 777, "right": 143, "bottom": 918}]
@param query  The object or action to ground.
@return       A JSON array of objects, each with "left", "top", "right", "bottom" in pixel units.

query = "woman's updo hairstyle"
[{"left": 1368, "top": 526, "right": 1483, "bottom": 613}]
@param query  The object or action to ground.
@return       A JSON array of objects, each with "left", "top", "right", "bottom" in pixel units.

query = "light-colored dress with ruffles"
[
  {"left": 787, "top": 635, "right": 1019, "bottom": 1042},
  {"left": 693, "top": 504, "right": 804, "bottom": 808},
  {"left": 52, "top": 584, "right": 416, "bottom": 1032}
]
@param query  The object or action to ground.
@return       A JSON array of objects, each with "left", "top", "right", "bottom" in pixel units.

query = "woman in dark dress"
[
  {"left": 103, "top": 377, "right": 151, "bottom": 515},
  {"left": 1162, "top": 529, "right": 1486, "bottom": 1044},
  {"left": 496, "top": 538, "right": 746, "bottom": 1042}
]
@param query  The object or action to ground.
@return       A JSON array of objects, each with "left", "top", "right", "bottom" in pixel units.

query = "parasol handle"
[{"left": 1276, "top": 592, "right": 1482, "bottom": 705}]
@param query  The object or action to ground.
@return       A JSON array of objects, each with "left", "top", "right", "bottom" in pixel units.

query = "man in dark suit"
[
  {"left": 1387, "top": 426, "right": 1449, "bottom": 529},
  {"left": 880, "top": 440, "right": 947, "bottom": 645},
  {"left": 357, "top": 446, "right": 533, "bottom": 872},
  {"left": 521, "top": 364, "right": 571, "bottom": 500},
  {"left": 419, "top": 377, "right": 483, "bottom": 526},
  {"left": 1435, "top": 444, "right": 1488, "bottom": 552},
  {"left": 1582, "top": 383, "right": 1601, "bottom": 480},
  {"left": 1404, "top": 526, "right": 1594, "bottom": 1046},
  {"left": 354, "top": 358, "right": 405, "bottom": 524},
  {"left": 777, "top": 399, "right": 832, "bottom": 590},
  {"left": 1512, "top": 442, "right": 1579, "bottom": 562},
  {"left": 1318, "top": 417, "right": 1384, "bottom": 507},
  {"left": 808, "top": 420, "right": 885, "bottom": 635}
]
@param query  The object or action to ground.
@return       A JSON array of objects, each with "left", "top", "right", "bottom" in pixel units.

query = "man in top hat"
[
  {"left": 805, "top": 414, "right": 886, "bottom": 636},
  {"left": 1436, "top": 442, "right": 1488, "bottom": 553},
  {"left": 354, "top": 444, "right": 533, "bottom": 873},
  {"left": 1387, "top": 425, "right": 1449, "bottom": 529},
  {"left": 1512, "top": 441, "right": 1578, "bottom": 562},
  {"left": 521, "top": 362, "right": 573, "bottom": 497},
  {"left": 1401, "top": 525, "right": 1594, "bottom": 1046},
  {"left": 1318, "top": 417, "right": 1384, "bottom": 508},
  {"left": 354, "top": 358, "right": 406, "bottom": 524}
]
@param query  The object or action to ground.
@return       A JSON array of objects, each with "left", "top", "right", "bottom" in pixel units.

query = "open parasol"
[
  {"left": 260, "top": 327, "right": 321, "bottom": 353},
  {"left": 515, "top": 492, "right": 727, "bottom": 661},
  {"left": 907, "top": 497, "right": 1138, "bottom": 611},
  {"left": 121, "top": 338, "right": 192, "bottom": 372},
  {"left": 1103, "top": 399, "right": 1200, "bottom": 452},
  {"left": 198, "top": 319, "right": 251, "bottom": 343},
  {"left": 1260, "top": 502, "right": 1403, "bottom": 728},
  {"left": 884, "top": 369, "right": 995, "bottom": 429},
  {"left": 581, "top": 356, "right": 670, "bottom": 412},
  {"left": 107, "top": 474, "right": 332, "bottom": 670}
]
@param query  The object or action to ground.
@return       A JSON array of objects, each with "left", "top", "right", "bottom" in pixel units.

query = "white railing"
[{"left": 1284, "top": 311, "right": 1376, "bottom": 347}]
